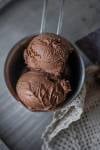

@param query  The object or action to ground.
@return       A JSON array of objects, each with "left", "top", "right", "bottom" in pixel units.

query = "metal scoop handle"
[{"left": 40, "top": 0, "right": 65, "bottom": 35}]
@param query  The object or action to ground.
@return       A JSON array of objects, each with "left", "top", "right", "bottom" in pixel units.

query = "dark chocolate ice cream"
[
  {"left": 16, "top": 71, "right": 71, "bottom": 111},
  {"left": 24, "top": 33, "right": 73, "bottom": 76},
  {"left": 16, "top": 33, "right": 73, "bottom": 111}
]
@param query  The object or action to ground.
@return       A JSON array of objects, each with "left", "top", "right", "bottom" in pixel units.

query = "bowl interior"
[
  {"left": 67, "top": 48, "right": 84, "bottom": 102},
  {"left": 4, "top": 35, "right": 84, "bottom": 109},
  {"left": 4, "top": 36, "right": 34, "bottom": 101}
]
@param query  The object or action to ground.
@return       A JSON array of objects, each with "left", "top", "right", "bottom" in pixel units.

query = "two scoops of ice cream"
[{"left": 16, "top": 33, "right": 74, "bottom": 111}]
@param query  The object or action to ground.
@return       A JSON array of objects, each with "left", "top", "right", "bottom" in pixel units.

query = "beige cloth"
[{"left": 42, "top": 65, "right": 100, "bottom": 150}]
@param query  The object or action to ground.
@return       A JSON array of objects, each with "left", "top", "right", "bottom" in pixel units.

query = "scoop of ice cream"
[
  {"left": 16, "top": 71, "right": 71, "bottom": 111},
  {"left": 24, "top": 33, "right": 73, "bottom": 76}
]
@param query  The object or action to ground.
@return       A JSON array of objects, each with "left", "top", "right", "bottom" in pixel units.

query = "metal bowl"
[{"left": 4, "top": 34, "right": 85, "bottom": 111}]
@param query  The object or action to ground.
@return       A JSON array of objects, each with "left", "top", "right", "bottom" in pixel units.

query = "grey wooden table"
[{"left": 0, "top": 0, "right": 100, "bottom": 149}]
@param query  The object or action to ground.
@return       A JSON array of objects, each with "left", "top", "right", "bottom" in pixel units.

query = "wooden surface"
[
  {"left": 0, "top": 0, "right": 100, "bottom": 149},
  {"left": 0, "top": 0, "right": 14, "bottom": 10},
  {"left": 0, "top": 139, "right": 9, "bottom": 150}
]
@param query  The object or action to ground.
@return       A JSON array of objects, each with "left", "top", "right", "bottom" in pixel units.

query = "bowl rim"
[{"left": 4, "top": 34, "right": 85, "bottom": 111}]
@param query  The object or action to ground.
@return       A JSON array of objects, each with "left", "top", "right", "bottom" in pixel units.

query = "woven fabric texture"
[{"left": 42, "top": 65, "right": 100, "bottom": 150}]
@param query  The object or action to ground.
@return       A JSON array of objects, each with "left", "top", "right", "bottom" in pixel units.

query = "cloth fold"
[{"left": 42, "top": 85, "right": 86, "bottom": 150}]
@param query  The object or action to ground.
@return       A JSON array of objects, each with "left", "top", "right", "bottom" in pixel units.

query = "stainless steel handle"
[
  {"left": 57, "top": 0, "right": 65, "bottom": 35},
  {"left": 40, "top": 0, "right": 48, "bottom": 33},
  {"left": 40, "top": 0, "right": 65, "bottom": 34}
]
